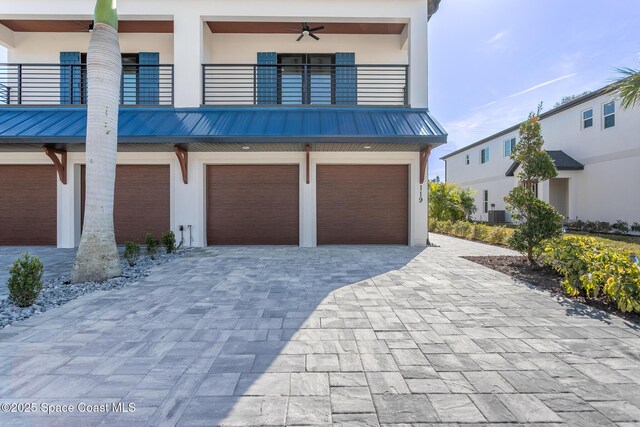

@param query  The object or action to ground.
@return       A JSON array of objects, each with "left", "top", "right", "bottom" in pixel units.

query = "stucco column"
[
  {"left": 412, "top": 152, "right": 428, "bottom": 246},
  {"left": 300, "top": 153, "right": 315, "bottom": 247},
  {"left": 171, "top": 154, "right": 205, "bottom": 247},
  {"left": 173, "top": 13, "right": 203, "bottom": 107},
  {"left": 57, "top": 162, "right": 77, "bottom": 248},
  {"left": 408, "top": 14, "right": 428, "bottom": 108}
]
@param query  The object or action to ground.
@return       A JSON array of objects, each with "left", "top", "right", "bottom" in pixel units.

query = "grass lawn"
[{"left": 568, "top": 231, "right": 640, "bottom": 254}]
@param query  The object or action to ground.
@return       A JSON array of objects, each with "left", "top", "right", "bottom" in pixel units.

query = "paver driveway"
[{"left": 1, "top": 234, "right": 640, "bottom": 426}]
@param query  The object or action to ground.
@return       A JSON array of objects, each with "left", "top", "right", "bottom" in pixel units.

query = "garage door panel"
[
  {"left": 317, "top": 165, "right": 408, "bottom": 245},
  {"left": 81, "top": 165, "right": 170, "bottom": 244},
  {"left": 207, "top": 165, "right": 299, "bottom": 245},
  {"left": 0, "top": 165, "right": 57, "bottom": 245}
]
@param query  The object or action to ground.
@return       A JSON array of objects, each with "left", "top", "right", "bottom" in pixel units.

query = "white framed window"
[
  {"left": 465, "top": 154, "right": 470, "bottom": 165},
  {"left": 504, "top": 137, "right": 516, "bottom": 157},
  {"left": 582, "top": 108, "right": 593, "bottom": 129},
  {"left": 480, "top": 147, "right": 490, "bottom": 164},
  {"left": 483, "top": 190, "right": 489, "bottom": 214},
  {"left": 603, "top": 101, "right": 615, "bottom": 129}
]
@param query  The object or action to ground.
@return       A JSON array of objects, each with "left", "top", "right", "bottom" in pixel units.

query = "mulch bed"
[{"left": 463, "top": 255, "right": 640, "bottom": 325}]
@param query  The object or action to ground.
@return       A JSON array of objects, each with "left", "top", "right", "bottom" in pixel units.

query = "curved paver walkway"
[{"left": 0, "top": 234, "right": 639, "bottom": 426}]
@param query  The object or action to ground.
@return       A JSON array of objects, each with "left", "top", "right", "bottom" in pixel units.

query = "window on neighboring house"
[
  {"left": 483, "top": 190, "right": 489, "bottom": 214},
  {"left": 603, "top": 101, "right": 615, "bottom": 129},
  {"left": 582, "top": 108, "right": 593, "bottom": 129},
  {"left": 504, "top": 137, "right": 516, "bottom": 157},
  {"left": 465, "top": 154, "right": 470, "bottom": 165},
  {"left": 480, "top": 147, "right": 490, "bottom": 164}
]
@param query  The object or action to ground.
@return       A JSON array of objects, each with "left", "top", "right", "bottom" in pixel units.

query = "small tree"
[
  {"left": 505, "top": 110, "right": 563, "bottom": 263},
  {"left": 429, "top": 182, "right": 477, "bottom": 222},
  {"left": 459, "top": 188, "right": 477, "bottom": 221}
]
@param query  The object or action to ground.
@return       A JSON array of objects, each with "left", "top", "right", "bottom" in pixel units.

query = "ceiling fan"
[{"left": 293, "top": 23, "right": 325, "bottom": 41}]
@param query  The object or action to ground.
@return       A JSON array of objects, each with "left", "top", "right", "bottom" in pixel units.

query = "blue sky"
[{"left": 428, "top": 0, "right": 640, "bottom": 180}]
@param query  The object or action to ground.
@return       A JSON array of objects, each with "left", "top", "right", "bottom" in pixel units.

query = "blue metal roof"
[{"left": 0, "top": 107, "right": 447, "bottom": 146}]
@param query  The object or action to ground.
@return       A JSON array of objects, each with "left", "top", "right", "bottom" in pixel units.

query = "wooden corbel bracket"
[
  {"left": 174, "top": 146, "right": 188, "bottom": 184},
  {"left": 419, "top": 146, "right": 433, "bottom": 184},
  {"left": 42, "top": 146, "right": 67, "bottom": 185}
]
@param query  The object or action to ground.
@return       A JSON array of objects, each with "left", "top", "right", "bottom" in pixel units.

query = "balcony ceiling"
[
  {"left": 206, "top": 21, "right": 405, "bottom": 35},
  {"left": 0, "top": 20, "right": 174, "bottom": 33}
]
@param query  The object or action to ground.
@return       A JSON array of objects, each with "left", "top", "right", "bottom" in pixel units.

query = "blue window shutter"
[
  {"left": 60, "top": 52, "right": 81, "bottom": 104},
  {"left": 257, "top": 52, "right": 277, "bottom": 105},
  {"left": 139, "top": 52, "right": 160, "bottom": 105},
  {"left": 335, "top": 52, "right": 356, "bottom": 105}
]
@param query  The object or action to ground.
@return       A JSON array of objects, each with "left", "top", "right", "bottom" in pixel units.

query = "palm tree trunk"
[{"left": 71, "top": 15, "right": 122, "bottom": 283}]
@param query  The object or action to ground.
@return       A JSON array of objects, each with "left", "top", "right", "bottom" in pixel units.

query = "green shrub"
[
  {"left": 124, "top": 242, "right": 140, "bottom": 267},
  {"left": 453, "top": 221, "right": 472, "bottom": 238},
  {"left": 506, "top": 186, "right": 564, "bottom": 262},
  {"left": 161, "top": 231, "right": 177, "bottom": 253},
  {"left": 145, "top": 233, "right": 160, "bottom": 260},
  {"left": 471, "top": 223, "right": 490, "bottom": 241},
  {"left": 488, "top": 226, "right": 509, "bottom": 245},
  {"left": 632, "top": 222, "right": 640, "bottom": 232},
  {"left": 7, "top": 252, "right": 43, "bottom": 307},
  {"left": 543, "top": 236, "right": 640, "bottom": 313}
]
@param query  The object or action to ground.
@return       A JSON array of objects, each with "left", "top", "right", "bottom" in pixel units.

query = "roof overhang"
[
  {"left": 206, "top": 21, "right": 406, "bottom": 35},
  {"left": 0, "top": 19, "right": 173, "bottom": 33},
  {"left": 506, "top": 150, "right": 584, "bottom": 176},
  {"left": 0, "top": 107, "right": 447, "bottom": 152}
]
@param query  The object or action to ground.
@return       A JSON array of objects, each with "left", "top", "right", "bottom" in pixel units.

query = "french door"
[{"left": 278, "top": 54, "right": 335, "bottom": 105}]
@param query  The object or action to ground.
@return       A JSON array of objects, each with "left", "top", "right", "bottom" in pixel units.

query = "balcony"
[
  {"left": 0, "top": 63, "right": 174, "bottom": 106},
  {"left": 202, "top": 63, "right": 409, "bottom": 107}
]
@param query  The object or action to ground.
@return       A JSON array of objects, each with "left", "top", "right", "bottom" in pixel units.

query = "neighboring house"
[
  {"left": 0, "top": 0, "right": 446, "bottom": 248},
  {"left": 442, "top": 86, "right": 640, "bottom": 224}
]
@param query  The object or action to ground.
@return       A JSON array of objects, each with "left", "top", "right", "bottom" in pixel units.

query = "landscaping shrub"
[
  {"left": 633, "top": 223, "right": 640, "bottom": 233},
  {"left": 161, "top": 231, "right": 177, "bottom": 253},
  {"left": 431, "top": 220, "right": 514, "bottom": 247},
  {"left": 124, "top": 241, "right": 140, "bottom": 267},
  {"left": 7, "top": 252, "right": 43, "bottom": 307},
  {"left": 471, "top": 223, "right": 490, "bottom": 241},
  {"left": 543, "top": 236, "right": 640, "bottom": 313},
  {"left": 488, "top": 226, "right": 509, "bottom": 246},
  {"left": 429, "top": 182, "right": 477, "bottom": 221},
  {"left": 453, "top": 221, "right": 472, "bottom": 239},
  {"left": 145, "top": 233, "right": 160, "bottom": 260}
]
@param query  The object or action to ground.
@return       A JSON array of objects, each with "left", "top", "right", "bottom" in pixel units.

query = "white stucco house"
[
  {"left": 442, "top": 87, "right": 640, "bottom": 225},
  {"left": 0, "top": 0, "right": 446, "bottom": 248}
]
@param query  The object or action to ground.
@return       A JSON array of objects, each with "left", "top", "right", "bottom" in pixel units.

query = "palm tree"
[
  {"left": 615, "top": 66, "right": 640, "bottom": 109},
  {"left": 71, "top": 0, "right": 122, "bottom": 283}
]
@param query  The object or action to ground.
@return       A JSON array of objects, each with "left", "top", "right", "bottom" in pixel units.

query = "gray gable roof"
[
  {"left": 505, "top": 150, "right": 584, "bottom": 176},
  {"left": 441, "top": 84, "right": 616, "bottom": 161}
]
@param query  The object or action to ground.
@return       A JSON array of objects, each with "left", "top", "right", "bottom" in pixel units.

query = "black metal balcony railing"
[
  {"left": 0, "top": 63, "right": 174, "bottom": 106},
  {"left": 202, "top": 63, "right": 409, "bottom": 106}
]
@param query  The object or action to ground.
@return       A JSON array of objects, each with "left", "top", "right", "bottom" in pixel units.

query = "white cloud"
[
  {"left": 507, "top": 73, "right": 577, "bottom": 98},
  {"left": 471, "top": 100, "right": 497, "bottom": 110},
  {"left": 486, "top": 31, "right": 507, "bottom": 44}
]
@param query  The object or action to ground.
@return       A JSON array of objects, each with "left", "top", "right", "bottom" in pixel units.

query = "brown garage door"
[
  {"left": 207, "top": 165, "right": 299, "bottom": 245},
  {"left": 317, "top": 165, "right": 408, "bottom": 245},
  {"left": 82, "top": 165, "right": 170, "bottom": 244},
  {"left": 0, "top": 165, "right": 57, "bottom": 245}
]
